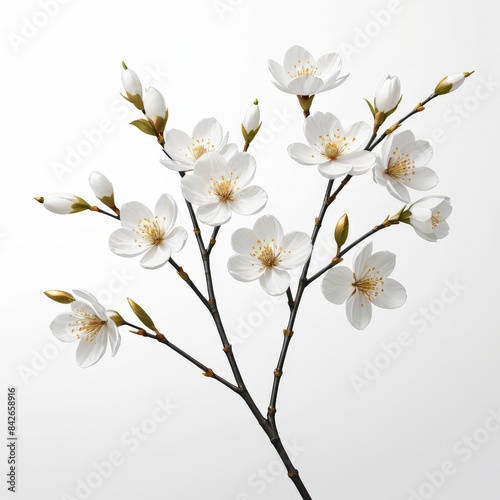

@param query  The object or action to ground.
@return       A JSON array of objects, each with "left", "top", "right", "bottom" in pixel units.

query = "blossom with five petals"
[
  {"left": 161, "top": 117, "right": 236, "bottom": 172},
  {"left": 109, "top": 194, "right": 187, "bottom": 269},
  {"left": 288, "top": 112, "right": 377, "bottom": 178},
  {"left": 228, "top": 215, "right": 312, "bottom": 296},
  {"left": 321, "top": 242, "right": 406, "bottom": 330},
  {"left": 181, "top": 152, "right": 267, "bottom": 226},
  {"left": 268, "top": 45, "right": 348, "bottom": 96},
  {"left": 50, "top": 289, "right": 121, "bottom": 367},
  {"left": 373, "top": 130, "right": 438, "bottom": 203}
]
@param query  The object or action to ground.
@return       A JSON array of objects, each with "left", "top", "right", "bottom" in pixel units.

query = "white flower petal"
[
  {"left": 346, "top": 292, "right": 372, "bottom": 330},
  {"left": 220, "top": 142, "right": 238, "bottom": 161},
  {"left": 227, "top": 152, "right": 256, "bottom": 187},
  {"left": 253, "top": 215, "right": 284, "bottom": 245},
  {"left": 50, "top": 313, "right": 79, "bottom": 342},
  {"left": 155, "top": 194, "right": 177, "bottom": 233},
  {"left": 193, "top": 152, "right": 227, "bottom": 183},
  {"left": 433, "top": 220, "right": 450, "bottom": 239},
  {"left": 353, "top": 242, "right": 373, "bottom": 277},
  {"left": 72, "top": 290, "right": 107, "bottom": 320},
  {"left": 321, "top": 266, "right": 355, "bottom": 304},
  {"left": 318, "top": 160, "right": 352, "bottom": 179},
  {"left": 164, "top": 226, "right": 188, "bottom": 253},
  {"left": 163, "top": 129, "right": 195, "bottom": 163},
  {"left": 120, "top": 201, "right": 154, "bottom": 231},
  {"left": 228, "top": 254, "right": 262, "bottom": 282},
  {"left": 76, "top": 330, "right": 107, "bottom": 368},
  {"left": 140, "top": 242, "right": 171, "bottom": 269},
  {"left": 279, "top": 232, "right": 312, "bottom": 270},
  {"left": 288, "top": 143, "right": 326, "bottom": 166},
  {"left": 402, "top": 139, "right": 433, "bottom": 168},
  {"left": 229, "top": 186, "right": 267, "bottom": 215},
  {"left": 288, "top": 76, "right": 324, "bottom": 96},
  {"left": 159, "top": 157, "right": 192, "bottom": 172},
  {"left": 402, "top": 167, "right": 439, "bottom": 191},
  {"left": 342, "top": 121, "right": 372, "bottom": 152},
  {"left": 341, "top": 150, "right": 377, "bottom": 175},
  {"left": 268, "top": 59, "right": 288, "bottom": 88},
  {"left": 316, "top": 53, "right": 341, "bottom": 79},
  {"left": 365, "top": 251, "right": 396, "bottom": 277},
  {"left": 321, "top": 73, "right": 349, "bottom": 92},
  {"left": 181, "top": 174, "right": 212, "bottom": 206},
  {"left": 305, "top": 112, "right": 342, "bottom": 149},
  {"left": 259, "top": 268, "right": 291, "bottom": 296},
  {"left": 435, "top": 198, "right": 453, "bottom": 219},
  {"left": 197, "top": 201, "right": 232, "bottom": 226},
  {"left": 109, "top": 228, "right": 146, "bottom": 257},
  {"left": 283, "top": 45, "right": 315, "bottom": 75},
  {"left": 271, "top": 80, "right": 294, "bottom": 94},
  {"left": 107, "top": 320, "right": 121, "bottom": 357},
  {"left": 373, "top": 278, "right": 407, "bottom": 309},
  {"left": 193, "top": 117, "right": 222, "bottom": 146},
  {"left": 231, "top": 228, "right": 258, "bottom": 255},
  {"left": 386, "top": 178, "right": 411, "bottom": 203}
]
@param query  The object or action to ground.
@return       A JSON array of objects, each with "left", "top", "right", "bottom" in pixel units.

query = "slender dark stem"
[
  {"left": 124, "top": 321, "right": 238, "bottom": 392},
  {"left": 92, "top": 207, "right": 120, "bottom": 220},
  {"left": 286, "top": 288, "right": 295, "bottom": 311},
  {"left": 206, "top": 226, "right": 220, "bottom": 255},
  {"left": 267, "top": 180, "right": 334, "bottom": 430},
  {"left": 168, "top": 258, "right": 210, "bottom": 309},
  {"left": 369, "top": 93, "right": 437, "bottom": 151},
  {"left": 305, "top": 222, "right": 390, "bottom": 286}
]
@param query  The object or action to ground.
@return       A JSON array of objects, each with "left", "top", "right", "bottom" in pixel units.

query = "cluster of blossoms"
[{"left": 38, "top": 45, "right": 471, "bottom": 366}]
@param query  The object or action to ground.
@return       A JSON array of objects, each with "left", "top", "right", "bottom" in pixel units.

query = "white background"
[{"left": 2, "top": 1, "right": 499, "bottom": 499}]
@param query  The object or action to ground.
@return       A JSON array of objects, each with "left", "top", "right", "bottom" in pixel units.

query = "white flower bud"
[
  {"left": 242, "top": 99, "right": 262, "bottom": 145},
  {"left": 36, "top": 193, "right": 90, "bottom": 215},
  {"left": 89, "top": 171, "right": 116, "bottom": 209},
  {"left": 374, "top": 75, "right": 402, "bottom": 113},
  {"left": 144, "top": 87, "right": 168, "bottom": 134},
  {"left": 121, "top": 62, "right": 144, "bottom": 110},
  {"left": 434, "top": 72, "right": 474, "bottom": 95}
]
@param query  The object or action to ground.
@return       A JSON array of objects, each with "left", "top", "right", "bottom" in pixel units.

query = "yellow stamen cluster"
[
  {"left": 71, "top": 309, "right": 106, "bottom": 343},
  {"left": 288, "top": 59, "right": 321, "bottom": 79},
  {"left": 133, "top": 216, "right": 167, "bottom": 247},
  {"left": 385, "top": 148, "right": 416, "bottom": 181},
  {"left": 208, "top": 174, "right": 240, "bottom": 203},
  {"left": 186, "top": 138, "right": 215, "bottom": 162},
  {"left": 352, "top": 266, "right": 385, "bottom": 303},
  {"left": 250, "top": 239, "right": 290, "bottom": 271},
  {"left": 312, "top": 131, "right": 356, "bottom": 161},
  {"left": 431, "top": 211, "right": 441, "bottom": 228}
]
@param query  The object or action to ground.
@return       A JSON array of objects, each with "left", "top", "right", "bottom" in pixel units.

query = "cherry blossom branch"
[
  {"left": 305, "top": 221, "right": 391, "bottom": 286},
  {"left": 267, "top": 179, "right": 334, "bottom": 429},
  {"left": 91, "top": 206, "right": 120, "bottom": 220},
  {"left": 123, "top": 320, "right": 238, "bottom": 392},
  {"left": 206, "top": 226, "right": 220, "bottom": 255},
  {"left": 327, "top": 93, "right": 438, "bottom": 204},
  {"left": 168, "top": 258, "right": 210, "bottom": 308}
]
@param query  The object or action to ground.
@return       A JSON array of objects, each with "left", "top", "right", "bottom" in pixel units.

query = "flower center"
[
  {"left": 352, "top": 267, "right": 384, "bottom": 302},
  {"left": 187, "top": 138, "right": 215, "bottom": 162},
  {"left": 385, "top": 152, "right": 416, "bottom": 180},
  {"left": 209, "top": 177, "right": 236, "bottom": 202},
  {"left": 250, "top": 240, "right": 284, "bottom": 270},
  {"left": 72, "top": 310, "right": 106, "bottom": 343},
  {"left": 431, "top": 211, "right": 441, "bottom": 228},
  {"left": 134, "top": 216, "right": 167, "bottom": 247},
  {"left": 288, "top": 60, "right": 320, "bottom": 79},
  {"left": 323, "top": 141, "right": 340, "bottom": 160}
]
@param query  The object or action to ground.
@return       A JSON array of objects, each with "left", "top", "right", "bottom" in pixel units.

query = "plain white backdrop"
[{"left": 2, "top": 1, "right": 500, "bottom": 499}]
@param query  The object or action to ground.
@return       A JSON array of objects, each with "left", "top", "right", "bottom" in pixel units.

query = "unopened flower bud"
[
  {"left": 89, "top": 171, "right": 116, "bottom": 211},
  {"left": 144, "top": 87, "right": 168, "bottom": 136},
  {"left": 334, "top": 213, "right": 349, "bottom": 248},
  {"left": 36, "top": 194, "right": 90, "bottom": 215},
  {"left": 434, "top": 71, "right": 474, "bottom": 95},
  {"left": 44, "top": 290, "right": 75, "bottom": 304},
  {"left": 367, "top": 75, "right": 402, "bottom": 128},
  {"left": 242, "top": 99, "right": 262, "bottom": 146},
  {"left": 121, "top": 62, "right": 144, "bottom": 111}
]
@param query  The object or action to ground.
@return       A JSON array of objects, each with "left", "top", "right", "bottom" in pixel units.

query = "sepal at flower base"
[
  {"left": 107, "top": 310, "right": 125, "bottom": 327},
  {"left": 434, "top": 71, "right": 474, "bottom": 95}
]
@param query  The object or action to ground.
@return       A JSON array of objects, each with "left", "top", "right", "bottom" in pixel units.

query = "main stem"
[{"left": 177, "top": 173, "right": 313, "bottom": 498}]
